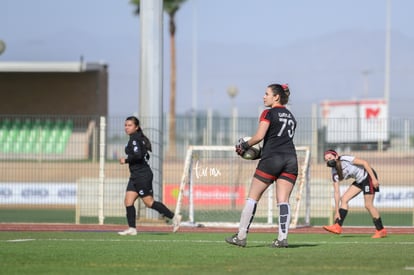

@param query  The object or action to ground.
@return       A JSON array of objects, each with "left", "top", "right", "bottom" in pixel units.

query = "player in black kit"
[
  {"left": 118, "top": 116, "right": 181, "bottom": 235},
  {"left": 225, "top": 84, "right": 298, "bottom": 248}
]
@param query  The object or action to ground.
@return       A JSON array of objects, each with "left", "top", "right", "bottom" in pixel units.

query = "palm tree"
[
  {"left": 0, "top": 40, "right": 5, "bottom": 55},
  {"left": 131, "top": 0, "right": 187, "bottom": 158}
]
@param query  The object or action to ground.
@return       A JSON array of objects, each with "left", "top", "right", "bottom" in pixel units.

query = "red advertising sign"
[
  {"left": 320, "top": 98, "right": 388, "bottom": 143},
  {"left": 163, "top": 184, "right": 245, "bottom": 206}
]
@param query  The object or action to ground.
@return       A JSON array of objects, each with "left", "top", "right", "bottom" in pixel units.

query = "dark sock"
[
  {"left": 246, "top": 201, "right": 257, "bottom": 233},
  {"left": 373, "top": 217, "right": 384, "bottom": 230},
  {"left": 151, "top": 201, "right": 174, "bottom": 219},
  {"left": 336, "top": 208, "right": 348, "bottom": 226},
  {"left": 279, "top": 204, "right": 289, "bottom": 234},
  {"left": 126, "top": 205, "right": 136, "bottom": 228}
]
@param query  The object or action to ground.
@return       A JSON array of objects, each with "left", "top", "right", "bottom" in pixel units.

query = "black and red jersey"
[{"left": 259, "top": 106, "right": 297, "bottom": 158}]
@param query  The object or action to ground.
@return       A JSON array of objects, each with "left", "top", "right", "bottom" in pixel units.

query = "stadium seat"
[
  {"left": 0, "top": 118, "right": 73, "bottom": 154},
  {"left": 1, "top": 119, "right": 12, "bottom": 130}
]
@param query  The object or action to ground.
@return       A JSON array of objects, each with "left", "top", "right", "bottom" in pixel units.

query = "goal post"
[{"left": 173, "top": 145, "right": 311, "bottom": 229}]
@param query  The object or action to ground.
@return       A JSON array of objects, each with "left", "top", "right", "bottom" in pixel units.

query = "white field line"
[
  {"left": 5, "top": 239, "right": 36, "bottom": 242},
  {"left": 3, "top": 238, "right": 414, "bottom": 246}
]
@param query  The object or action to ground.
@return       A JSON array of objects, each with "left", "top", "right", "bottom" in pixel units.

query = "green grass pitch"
[{"left": 1, "top": 231, "right": 413, "bottom": 274}]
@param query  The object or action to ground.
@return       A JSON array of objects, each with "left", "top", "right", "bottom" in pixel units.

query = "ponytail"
[
  {"left": 140, "top": 130, "right": 152, "bottom": 152},
  {"left": 335, "top": 158, "right": 344, "bottom": 181}
]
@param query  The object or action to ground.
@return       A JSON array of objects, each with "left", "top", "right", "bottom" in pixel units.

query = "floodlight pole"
[
  {"left": 381, "top": 0, "right": 391, "bottom": 152},
  {"left": 191, "top": 0, "right": 198, "bottom": 145},
  {"left": 227, "top": 86, "right": 238, "bottom": 144},
  {"left": 139, "top": 0, "right": 164, "bottom": 219},
  {"left": 384, "top": 0, "right": 391, "bottom": 106}
]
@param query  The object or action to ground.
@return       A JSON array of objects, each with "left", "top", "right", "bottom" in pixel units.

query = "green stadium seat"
[
  {"left": 22, "top": 142, "right": 33, "bottom": 153},
  {"left": 22, "top": 119, "right": 32, "bottom": 129},
  {"left": 11, "top": 142, "right": 22, "bottom": 153},
  {"left": 0, "top": 118, "right": 73, "bottom": 155},
  {"left": 55, "top": 119, "right": 66, "bottom": 129},
  {"left": 6, "top": 129, "right": 18, "bottom": 142},
  {"left": 33, "top": 119, "right": 42, "bottom": 128},
  {"left": 1, "top": 119, "right": 12, "bottom": 129},
  {"left": 12, "top": 119, "right": 22, "bottom": 128},
  {"left": 0, "top": 129, "right": 6, "bottom": 142},
  {"left": 65, "top": 119, "right": 74, "bottom": 129},
  {"left": 28, "top": 129, "right": 39, "bottom": 142},
  {"left": 55, "top": 141, "right": 66, "bottom": 153},
  {"left": 1, "top": 141, "right": 12, "bottom": 153},
  {"left": 42, "top": 119, "right": 53, "bottom": 130},
  {"left": 32, "top": 142, "right": 42, "bottom": 154}
]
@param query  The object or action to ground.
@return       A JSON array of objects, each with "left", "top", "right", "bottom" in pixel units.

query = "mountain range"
[{"left": 2, "top": 28, "right": 414, "bottom": 119}]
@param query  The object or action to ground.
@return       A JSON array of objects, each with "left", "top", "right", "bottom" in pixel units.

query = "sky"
[{"left": 1, "top": 0, "right": 414, "bottom": 118}]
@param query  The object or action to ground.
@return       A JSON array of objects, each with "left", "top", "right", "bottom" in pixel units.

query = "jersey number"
[{"left": 278, "top": 118, "right": 295, "bottom": 138}]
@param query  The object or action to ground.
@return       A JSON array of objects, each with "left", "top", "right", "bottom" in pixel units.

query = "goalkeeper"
[{"left": 225, "top": 83, "right": 298, "bottom": 248}]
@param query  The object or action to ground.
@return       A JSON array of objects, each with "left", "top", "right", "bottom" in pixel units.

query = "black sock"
[
  {"left": 373, "top": 217, "right": 384, "bottom": 230},
  {"left": 336, "top": 208, "right": 348, "bottom": 226},
  {"left": 279, "top": 204, "right": 289, "bottom": 234},
  {"left": 126, "top": 205, "right": 136, "bottom": 228},
  {"left": 151, "top": 201, "right": 174, "bottom": 219},
  {"left": 246, "top": 201, "right": 257, "bottom": 233}
]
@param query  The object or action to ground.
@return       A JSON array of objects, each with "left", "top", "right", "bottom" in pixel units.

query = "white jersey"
[{"left": 330, "top": 155, "right": 367, "bottom": 183}]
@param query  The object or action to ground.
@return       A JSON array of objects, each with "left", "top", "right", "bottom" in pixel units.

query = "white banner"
[
  {"left": 337, "top": 186, "right": 414, "bottom": 208},
  {"left": 0, "top": 183, "right": 76, "bottom": 205},
  {"left": 1, "top": 183, "right": 413, "bottom": 209}
]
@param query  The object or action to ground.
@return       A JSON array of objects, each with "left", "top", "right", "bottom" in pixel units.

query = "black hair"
[
  {"left": 267, "top": 83, "right": 290, "bottom": 105},
  {"left": 125, "top": 116, "right": 152, "bottom": 152}
]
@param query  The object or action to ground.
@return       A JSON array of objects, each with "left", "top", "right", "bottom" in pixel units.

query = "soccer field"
[{"left": 1, "top": 231, "right": 413, "bottom": 274}]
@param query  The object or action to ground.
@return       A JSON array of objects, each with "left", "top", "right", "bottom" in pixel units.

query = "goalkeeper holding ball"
[{"left": 225, "top": 83, "right": 298, "bottom": 248}]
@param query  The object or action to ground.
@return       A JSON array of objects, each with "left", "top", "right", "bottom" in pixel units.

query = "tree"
[{"left": 131, "top": 0, "right": 187, "bottom": 158}]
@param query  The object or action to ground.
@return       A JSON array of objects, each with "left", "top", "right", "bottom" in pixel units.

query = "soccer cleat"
[
  {"left": 117, "top": 227, "right": 137, "bottom": 236},
  {"left": 172, "top": 214, "right": 182, "bottom": 233},
  {"left": 225, "top": 234, "right": 247, "bottom": 247},
  {"left": 271, "top": 239, "right": 288, "bottom": 248},
  {"left": 372, "top": 228, "right": 387, "bottom": 238},
  {"left": 323, "top": 223, "right": 342, "bottom": 234}
]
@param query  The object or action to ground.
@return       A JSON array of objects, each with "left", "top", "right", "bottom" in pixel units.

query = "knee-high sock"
[
  {"left": 126, "top": 205, "right": 136, "bottom": 228},
  {"left": 278, "top": 203, "right": 290, "bottom": 241},
  {"left": 373, "top": 217, "right": 384, "bottom": 230},
  {"left": 151, "top": 201, "right": 174, "bottom": 219},
  {"left": 336, "top": 208, "right": 348, "bottom": 226},
  {"left": 237, "top": 198, "right": 257, "bottom": 240}
]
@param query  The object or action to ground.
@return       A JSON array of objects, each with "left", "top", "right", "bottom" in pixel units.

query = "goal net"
[{"left": 173, "top": 145, "right": 311, "bottom": 229}]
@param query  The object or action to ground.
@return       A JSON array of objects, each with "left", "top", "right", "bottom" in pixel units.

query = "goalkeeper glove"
[{"left": 235, "top": 138, "right": 250, "bottom": 156}]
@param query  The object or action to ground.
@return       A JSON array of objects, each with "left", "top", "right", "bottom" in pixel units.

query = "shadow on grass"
[
  {"left": 140, "top": 232, "right": 171, "bottom": 236},
  {"left": 247, "top": 243, "right": 319, "bottom": 248},
  {"left": 340, "top": 234, "right": 371, "bottom": 238}
]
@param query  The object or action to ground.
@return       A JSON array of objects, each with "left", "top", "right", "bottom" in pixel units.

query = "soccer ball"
[{"left": 240, "top": 137, "right": 262, "bottom": 160}]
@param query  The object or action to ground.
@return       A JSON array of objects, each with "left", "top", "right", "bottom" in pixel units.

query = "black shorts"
[
  {"left": 352, "top": 169, "right": 379, "bottom": 194},
  {"left": 126, "top": 169, "right": 154, "bottom": 197},
  {"left": 254, "top": 153, "right": 298, "bottom": 184}
]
